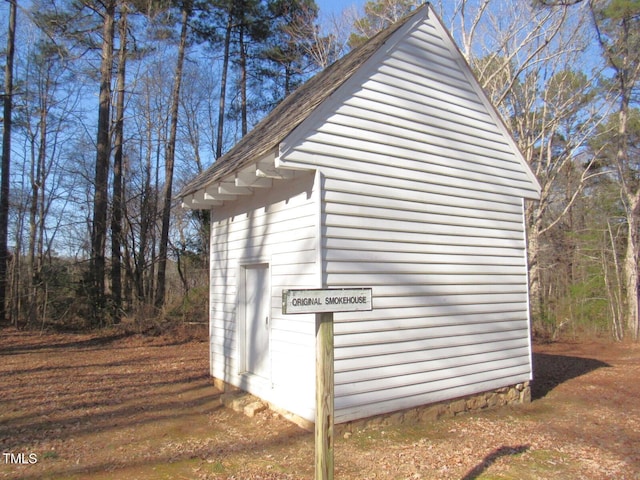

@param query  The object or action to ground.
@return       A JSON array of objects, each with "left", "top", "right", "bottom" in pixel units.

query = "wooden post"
[
  {"left": 282, "top": 288, "right": 371, "bottom": 480},
  {"left": 315, "top": 311, "right": 334, "bottom": 480}
]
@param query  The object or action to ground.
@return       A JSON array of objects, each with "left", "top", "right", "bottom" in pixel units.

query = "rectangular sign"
[{"left": 282, "top": 288, "right": 373, "bottom": 314}]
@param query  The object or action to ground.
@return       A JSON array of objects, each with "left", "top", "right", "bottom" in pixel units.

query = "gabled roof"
[
  {"left": 179, "top": 3, "right": 541, "bottom": 205},
  {"left": 179, "top": 5, "right": 427, "bottom": 200}
]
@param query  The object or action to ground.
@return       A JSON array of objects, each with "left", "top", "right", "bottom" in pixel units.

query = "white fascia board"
[{"left": 427, "top": 10, "right": 541, "bottom": 199}]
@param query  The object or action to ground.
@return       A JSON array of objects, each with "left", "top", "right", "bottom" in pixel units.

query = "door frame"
[{"left": 237, "top": 259, "right": 271, "bottom": 383}]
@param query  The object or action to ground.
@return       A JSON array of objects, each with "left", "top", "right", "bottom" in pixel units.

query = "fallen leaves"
[{"left": 0, "top": 329, "right": 639, "bottom": 479}]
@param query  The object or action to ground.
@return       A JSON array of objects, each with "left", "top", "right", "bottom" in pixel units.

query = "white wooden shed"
[{"left": 179, "top": 3, "right": 541, "bottom": 425}]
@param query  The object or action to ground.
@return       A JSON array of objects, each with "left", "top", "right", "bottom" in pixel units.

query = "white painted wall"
[
  {"left": 209, "top": 172, "right": 319, "bottom": 421},
  {"left": 278, "top": 13, "right": 536, "bottom": 423}
]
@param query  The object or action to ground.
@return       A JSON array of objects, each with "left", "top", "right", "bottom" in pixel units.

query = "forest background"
[{"left": 0, "top": 0, "right": 638, "bottom": 341}]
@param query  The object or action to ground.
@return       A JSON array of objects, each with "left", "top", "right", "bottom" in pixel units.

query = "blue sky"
[{"left": 317, "top": 0, "right": 365, "bottom": 16}]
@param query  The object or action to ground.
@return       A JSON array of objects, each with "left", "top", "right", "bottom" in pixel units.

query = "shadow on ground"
[
  {"left": 531, "top": 352, "right": 610, "bottom": 400},
  {"left": 461, "top": 445, "right": 530, "bottom": 480},
  {"left": 0, "top": 332, "right": 130, "bottom": 354}
]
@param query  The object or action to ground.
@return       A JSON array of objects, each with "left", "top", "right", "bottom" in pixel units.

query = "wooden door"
[{"left": 243, "top": 264, "right": 270, "bottom": 379}]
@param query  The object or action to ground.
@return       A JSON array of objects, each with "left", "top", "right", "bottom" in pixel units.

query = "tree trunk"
[
  {"left": 239, "top": 26, "right": 247, "bottom": 136},
  {"left": 623, "top": 196, "right": 640, "bottom": 340},
  {"left": 111, "top": 5, "right": 128, "bottom": 320},
  {"left": 527, "top": 210, "right": 543, "bottom": 322},
  {"left": 216, "top": 11, "right": 233, "bottom": 159},
  {"left": 0, "top": 0, "right": 17, "bottom": 325},
  {"left": 134, "top": 86, "right": 154, "bottom": 305},
  {"left": 619, "top": 89, "right": 640, "bottom": 339},
  {"left": 90, "top": 0, "right": 116, "bottom": 325},
  {"left": 155, "top": 0, "right": 190, "bottom": 308},
  {"left": 27, "top": 72, "right": 49, "bottom": 326}
]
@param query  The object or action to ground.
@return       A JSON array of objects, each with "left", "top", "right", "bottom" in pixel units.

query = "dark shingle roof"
[{"left": 178, "top": 5, "right": 427, "bottom": 199}]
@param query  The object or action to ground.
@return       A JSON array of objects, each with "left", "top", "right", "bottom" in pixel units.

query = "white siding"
[
  {"left": 209, "top": 172, "right": 318, "bottom": 421},
  {"left": 279, "top": 15, "right": 534, "bottom": 422}
]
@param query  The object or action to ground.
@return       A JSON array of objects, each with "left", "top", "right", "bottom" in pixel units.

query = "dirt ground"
[{"left": 0, "top": 327, "right": 638, "bottom": 480}]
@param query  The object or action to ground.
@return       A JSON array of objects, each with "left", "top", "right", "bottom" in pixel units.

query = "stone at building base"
[
  {"left": 220, "top": 390, "right": 266, "bottom": 416},
  {"left": 337, "top": 381, "right": 531, "bottom": 434},
  {"left": 215, "top": 381, "right": 313, "bottom": 429},
  {"left": 212, "top": 377, "right": 530, "bottom": 433}
]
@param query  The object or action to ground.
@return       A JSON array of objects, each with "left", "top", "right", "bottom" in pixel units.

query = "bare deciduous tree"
[
  {"left": 591, "top": 0, "right": 640, "bottom": 340},
  {"left": 111, "top": 3, "right": 128, "bottom": 319},
  {"left": 155, "top": 0, "right": 191, "bottom": 309}
]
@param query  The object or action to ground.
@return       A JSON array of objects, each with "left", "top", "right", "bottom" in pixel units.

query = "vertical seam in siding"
[
  {"left": 522, "top": 198, "right": 534, "bottom": 381},
  {"left": 209, "top": 207, "right": 215, "bottom": 377},
  {"left": 315, "top": 170, "right": 325, "bottom": 289}
]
